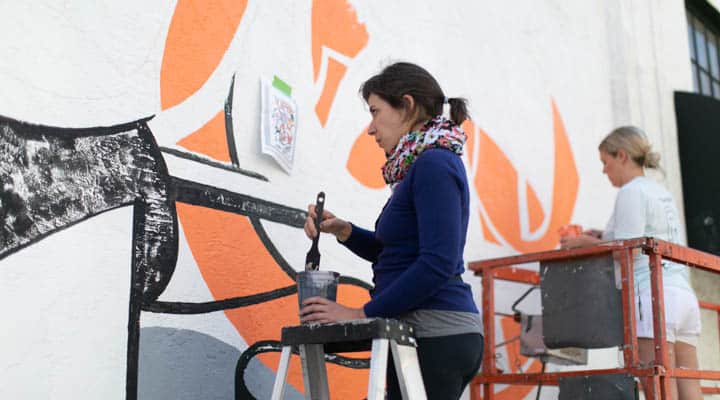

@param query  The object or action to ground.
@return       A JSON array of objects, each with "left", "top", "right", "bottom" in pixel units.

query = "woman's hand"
[
  {"left": 583, "top": 229, "right": 604, "bottom": 239},
  {"left": 299, "top": 297, "right": 366, "bottom": 324},
  {"left": 305, "top": 205, "right": 352, "bottom": 242},
  {"left": 560, "top": 234, "right": 602, "bottom": 249}
]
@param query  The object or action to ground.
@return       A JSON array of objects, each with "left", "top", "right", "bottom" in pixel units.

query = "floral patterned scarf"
[{"left": 382, "top": 116, "right": 466, "bottom": 186}]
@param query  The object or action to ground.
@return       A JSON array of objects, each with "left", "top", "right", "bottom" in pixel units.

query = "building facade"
[{"left": 0, "top": 1, "right": 717, "bottom": 399}]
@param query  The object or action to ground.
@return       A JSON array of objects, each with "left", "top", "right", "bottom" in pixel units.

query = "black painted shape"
[
  {"left": 143, "top": 215, "right": 370, "bottom": 314},
  {"left": 226, "top": 73, "right": 240, "bottom": 167},
  {"left": 540, "top": 253, "right": 624, "bottom": 349},
  {"left": 235, "top": 340, "right": 284, "bottom": 400},
  {"left": 158, "top": 74, "right": 259, "bottom": 180},
  {"left": 172, "top": 176, "right": 305, "bottom": 227},
  {"left": 0, "top": 114, "right": 180, "bottom": 400},
  {"left": 250, "top": 216, "right": 374, "bottom": 288},
  {"left": 0, "top": 112, "right": 375, "bottom": 399},
  {"left": 674, "top": 91, "right": 720, "bottom": 255},
  {"left": 249, "top": 216, "right": 302, "bottom": 280},
  {"left": 127, "top": 200, "right": 146, "bottom": 400},
  {"left": 159, "top": 147, "right": 268, "bottom": 181},
  {"left": 558, "top": 374, "right": 637, "bottom": 400},
  {"left": 234, "top": 340, "right": 370, "bottom": 400},
  {"left": 172, "top": 175, "right": 368, "bottom": 287},
  {"left": 144, "top": 284, "right": 298, "bottom": 314},
  {"left": 0, "top": 114, "right": 178, "bottom": 304},
  {"left": 0, "top": 115, "right": 151, "bottom": 259}
]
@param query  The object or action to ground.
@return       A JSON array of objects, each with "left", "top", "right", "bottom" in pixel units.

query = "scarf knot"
[{"left": 381, "top": 116, "right": 466, "bottom": 186}]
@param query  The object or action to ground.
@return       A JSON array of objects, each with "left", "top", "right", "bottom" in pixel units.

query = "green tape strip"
[{"left": 272, "top": 75, "right": 292, "bottom": 97}]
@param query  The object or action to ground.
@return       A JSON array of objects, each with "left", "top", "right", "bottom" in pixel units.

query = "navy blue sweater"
[{"left": 341, "top": 148, "right": 479, "bottom": 318}]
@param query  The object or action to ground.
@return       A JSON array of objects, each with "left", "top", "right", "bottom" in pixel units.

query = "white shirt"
[{"left": 602, "top": 176, "right": 691, "bottom": 292}]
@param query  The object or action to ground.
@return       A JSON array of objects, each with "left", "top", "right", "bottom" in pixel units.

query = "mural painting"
[{"left": 0, "top": 1, "right": 586, "bottom": 399}]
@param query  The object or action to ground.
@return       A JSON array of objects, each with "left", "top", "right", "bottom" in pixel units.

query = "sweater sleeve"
[
  {"left": 364, "top": 151, "right": 464, "bottom": 317},
  {"left": 339, "top": 223, "right": 383, "bottom": 263}
]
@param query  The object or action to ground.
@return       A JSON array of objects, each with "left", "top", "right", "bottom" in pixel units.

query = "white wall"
[{"left": 0, "top": 1, "right": 714, "bottom": 399}]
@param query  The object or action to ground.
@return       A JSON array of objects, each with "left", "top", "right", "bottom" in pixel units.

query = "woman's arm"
[
  {"left": 339, "top": 223, "right": 383, "bottom": 263},
  {"left": 560, "top": 234, "right": 602, "bottom": 249},
  {"left": 364, "top": 151, "right": 463, "bottom": 318},
  {"left": 304, "top": 205, "right": 383, "bottom": 262},
  {"left": 584, "top": 229, "right": 604, "bottom": 239}
]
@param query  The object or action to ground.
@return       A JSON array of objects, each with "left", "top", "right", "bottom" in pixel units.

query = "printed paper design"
[{"left": 260, "top": 78, "right": 298, "bottom": 173}]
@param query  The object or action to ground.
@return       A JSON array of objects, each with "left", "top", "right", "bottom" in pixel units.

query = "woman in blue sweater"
[{"left": 300, "top": 62, "right": 483, "bottom": 399}]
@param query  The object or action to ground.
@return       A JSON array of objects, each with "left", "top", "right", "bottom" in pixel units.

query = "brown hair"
[
  {"left": 598, "top": 126, "right": 661, "bottom": 169},
  {"left": 360, "top": 62, "right": 469, "bottom": 125}
]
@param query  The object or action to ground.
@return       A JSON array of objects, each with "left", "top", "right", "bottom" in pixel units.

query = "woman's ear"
[
  {"left": 401, "top": 94, "right": 417, "bottom": 122},
  {"left": 616, "top": 149, "right": 629, "bottom": 164},
  {"left": 402, "top": 94, "right": 415, "bottom": 117},
  {"left": 402, "top": 94, "right": 415, "bottom": 109}
]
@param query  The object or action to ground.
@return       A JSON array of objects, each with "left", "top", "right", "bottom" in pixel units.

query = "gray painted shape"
[{"left": 138, "top": 327, "right": 303, "bottom": 400}]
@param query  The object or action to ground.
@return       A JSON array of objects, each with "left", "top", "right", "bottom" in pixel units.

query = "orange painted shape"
[
  {"left": 474, "top": 102, "right": 578, "bottom": 253},
  {"left": 337, "top": 281, "right": 371, "bottom": 308},
  {"left": 462, "top": 120, "right": 476, "bottom": 167},
  {"left": 526, "top": 182, "right": 545, "bottom": 233},
  {"left": 475, "top": 128, "right": 522, "bottom": 247},
  {"left": 480, "top": 214, "right": 501, "bottom": 245},
  {"left": 177, "top": 110, "right": 231, "bottom": 162},
  {"left": 177, "top": 203, "right": 295, "bottom": 297},
  {"left": 177, "top": 202, "right": 372, "bottom": 397},
  {"left": 311, "top": 0, "right": 368, "bottom": 81},
  {"left": 545, "top": 99, "right": 579, "bottom": 246},
  {"left": 347, "top": 127, "right": 386, "bottom": 189},
  {"left": 315, "top": 58, "right": 347, "bottom": 127},
  {"left": 160, "top": 0, "right": 247, "bottom": 110}
]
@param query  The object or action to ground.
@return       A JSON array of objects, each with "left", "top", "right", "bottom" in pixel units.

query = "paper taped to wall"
[{"left": 260, "top": 76, "right": 298, "bottom": 174}]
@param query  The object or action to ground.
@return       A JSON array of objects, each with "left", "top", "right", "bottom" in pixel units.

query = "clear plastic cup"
[{"left": 297, "top": 270, "right": 340, "bottom": 311}]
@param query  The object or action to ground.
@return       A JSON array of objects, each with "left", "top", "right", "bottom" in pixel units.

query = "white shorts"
[{"left": 635, "top": 286, "right": 701, "bottom": 346}]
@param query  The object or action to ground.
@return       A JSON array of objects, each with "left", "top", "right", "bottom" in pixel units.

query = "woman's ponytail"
[{"left": 447, "top": 97, "right": 469, "bottom": 125}]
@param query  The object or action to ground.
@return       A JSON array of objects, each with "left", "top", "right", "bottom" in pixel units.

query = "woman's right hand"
[
  {"left": 583, "top": 229, "right": 604, "bottom": 239},
  {"left": 305, "top": 205, "right": 352, "bottom": 242},
  {"left": 560, "top": 234, "right": 602, "bottom": 249}
]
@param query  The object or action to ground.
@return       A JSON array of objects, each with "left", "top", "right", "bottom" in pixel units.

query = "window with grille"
[{"left": 687, "top": 0, "right": 720, "bottom": 98}]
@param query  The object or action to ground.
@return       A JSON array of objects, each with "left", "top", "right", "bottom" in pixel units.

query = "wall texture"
[{"left": 0, "top": 1, "right": 711, "bottom": 399}]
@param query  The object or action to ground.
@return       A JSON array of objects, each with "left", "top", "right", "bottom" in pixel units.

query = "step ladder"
[{"left": 270, "top": 318, "right": 427, "bottom": 400}]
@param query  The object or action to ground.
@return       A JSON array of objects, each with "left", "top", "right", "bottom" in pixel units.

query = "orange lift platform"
[{"left": 468, "top": 237, "right": 720, "bottom": 400}]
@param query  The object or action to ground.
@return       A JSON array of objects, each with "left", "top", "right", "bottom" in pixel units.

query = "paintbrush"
[{"left": 305, "top": 191, "right": 325, "bottom": 271}]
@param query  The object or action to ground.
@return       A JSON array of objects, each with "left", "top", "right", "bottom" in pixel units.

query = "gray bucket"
[{"left": 297, "top": 270, "right": 340, "bottom": 309}]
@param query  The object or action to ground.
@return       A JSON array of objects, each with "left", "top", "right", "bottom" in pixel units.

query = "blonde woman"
[{"left": 561, "top": 126, "right": 702, "bottom": 400}]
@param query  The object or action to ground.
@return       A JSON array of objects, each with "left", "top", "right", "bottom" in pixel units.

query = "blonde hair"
[{"left": 598, "top": 126, "right": 661, "bottom": 169}]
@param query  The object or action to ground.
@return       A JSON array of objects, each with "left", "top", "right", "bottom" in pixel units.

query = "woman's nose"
[{"left": 367, "top": 124, "right": 376, "bottom": 135}]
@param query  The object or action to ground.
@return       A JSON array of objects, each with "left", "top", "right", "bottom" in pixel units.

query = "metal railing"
[{"left": 468, "top": 237, "right": 720, "bottom": 400}]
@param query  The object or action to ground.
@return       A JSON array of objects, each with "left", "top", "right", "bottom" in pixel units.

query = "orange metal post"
[
  {"left": 648, "top": 250, "right": 672, "bottom": 400},
  {"left": 491, "top": 266, "right": 540, "bottom": 285},
  {"left": 698, "top": 301, "right": 720, "bottom": 394},
  {"left": 618, "top": 248, "right": 640, "bottom": 368},
  {"left": 481, "top": 268, "right": 495, "bottom": 400},
  {"left": 467, "top": 238, "right": 720, "bottom": 400}
]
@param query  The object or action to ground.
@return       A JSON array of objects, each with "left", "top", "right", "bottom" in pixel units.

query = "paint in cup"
[{"left": 297, "top": 270, "right": 340, "bottom": 317}]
